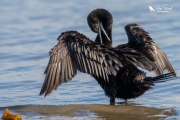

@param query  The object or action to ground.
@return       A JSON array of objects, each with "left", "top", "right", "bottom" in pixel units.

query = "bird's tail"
[{"left": 145, "top": 72, "right": 176, "bottom": 83}]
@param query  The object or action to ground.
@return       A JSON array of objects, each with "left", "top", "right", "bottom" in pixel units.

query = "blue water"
[{"left": 0, "top": 0, "right": 180, "bottom": 119}]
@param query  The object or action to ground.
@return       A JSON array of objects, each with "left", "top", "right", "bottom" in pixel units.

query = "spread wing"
[
  {"left": 114, "top": 44, "right": 156, "bottom": 71},
  {"left": 124, "top": 23, "right": 175, "bottom": 76},
  {"left": 40, "top": 31, "right": 122, "bottom": 96}
]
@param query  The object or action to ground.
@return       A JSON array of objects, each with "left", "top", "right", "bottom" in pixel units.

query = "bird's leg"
[
  {"left": 125, "top": 99, "right": 128, "bottom": 105},
  {"left": 110, "top": 97, "right": 115, "bottom": 105}
]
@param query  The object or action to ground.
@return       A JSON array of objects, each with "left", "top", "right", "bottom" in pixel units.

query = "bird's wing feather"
[
  {"left": 40, "top": 38, "right": 77, "bottom": 96},
  {"left": 40, "top": 31, "right": 122, "bottom": 96},
  {"left": 114, "top": 44, "right": 155, "bottom": 71},
  {"left": 124, "top": 23, "right": 175, "bottom": 76}
]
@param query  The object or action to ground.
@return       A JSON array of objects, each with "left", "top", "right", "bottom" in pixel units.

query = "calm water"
[{"left": 0, "top": 0, "right": 180, "bottom": 119}]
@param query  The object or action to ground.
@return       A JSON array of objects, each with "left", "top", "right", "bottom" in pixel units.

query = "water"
[{"left": 0, "top": 0, "right": 180, "bottom": 119}]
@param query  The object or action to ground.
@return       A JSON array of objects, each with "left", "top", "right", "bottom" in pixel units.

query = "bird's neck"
[{"left": 95, "top": 29, "right": 112, "bottom": 47}]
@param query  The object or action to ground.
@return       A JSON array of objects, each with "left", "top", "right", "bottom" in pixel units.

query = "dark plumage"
[
  {"left": 87, "top": 9, "right": 113, "bottom": 46},
  {"left": 40, "top": 8, "right": 176, "bottom": 104}
]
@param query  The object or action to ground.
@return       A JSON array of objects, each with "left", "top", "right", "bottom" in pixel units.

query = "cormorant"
[{"left": 40, "top": 8, "right": 176, "bottom": 105}]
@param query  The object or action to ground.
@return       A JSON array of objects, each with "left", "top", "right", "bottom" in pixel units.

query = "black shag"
[{"left": 40, "top": 8, "right": 176, "bottom": 105}]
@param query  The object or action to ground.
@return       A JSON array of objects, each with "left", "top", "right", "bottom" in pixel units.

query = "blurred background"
[{"left": 0, "top": 0, "right": 180, "bottom": 119}]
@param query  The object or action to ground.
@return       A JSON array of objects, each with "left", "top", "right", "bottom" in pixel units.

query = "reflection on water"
[{"left": 0, "top": 0, "right": 180, "bottom": 119}]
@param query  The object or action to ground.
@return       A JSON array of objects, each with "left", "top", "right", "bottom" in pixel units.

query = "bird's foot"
[
  {"left": 110, "top": 97, "right": 115, "bottom": 105},
  {"left": 125, "top": 99, "right": 128, "bottom": 105},
  {"left": 110, "top": 102, "right": 115, "bottom": 105}
]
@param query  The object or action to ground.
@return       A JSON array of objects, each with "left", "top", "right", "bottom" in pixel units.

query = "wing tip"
[
  {"left": 39, "top": 84, "right": 45, "bottom": 95},
  {"left": 39, "top": 89, "right": 50, "bottom": 97},
  {"left": 39, "top": 88, "right": 45, "bottom": 96},
  {"left": 170, "top": 71, "right": 177, "bottom": 78}
]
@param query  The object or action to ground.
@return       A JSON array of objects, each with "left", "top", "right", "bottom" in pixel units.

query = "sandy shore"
[{"left": 1, "top": 104, "right": 175, "bottom": 120}]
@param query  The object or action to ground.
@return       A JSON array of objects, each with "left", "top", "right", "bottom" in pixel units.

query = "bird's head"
[{"left": 87, "top": 8, "right": 113, "bottom": 46}]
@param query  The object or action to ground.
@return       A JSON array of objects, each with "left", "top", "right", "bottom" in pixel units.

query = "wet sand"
[{"left": 1, "top": 104, "right": 175, "bottom": 120}]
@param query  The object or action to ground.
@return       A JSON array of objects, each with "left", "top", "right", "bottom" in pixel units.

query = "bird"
[{"left": 39, "top": 8, "right": 176, "bottom": 105}]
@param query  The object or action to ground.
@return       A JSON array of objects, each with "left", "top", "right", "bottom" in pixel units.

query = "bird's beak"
[{"left": 98, "top": 23, "right": 111, "bottom": 45}]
